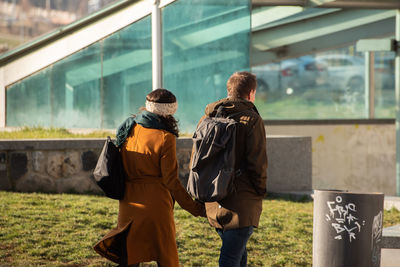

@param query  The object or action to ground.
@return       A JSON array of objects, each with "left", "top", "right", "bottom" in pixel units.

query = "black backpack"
[{"left": 187, "top": 107, "right": 243, "bottom": 202}]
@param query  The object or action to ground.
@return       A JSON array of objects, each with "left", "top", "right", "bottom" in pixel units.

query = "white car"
[
  {"left": 315, "top": 54, "right": 365, "bottom": 93},
  {"left": 252, "top": 56, "right": 329, "bottom": 99}
]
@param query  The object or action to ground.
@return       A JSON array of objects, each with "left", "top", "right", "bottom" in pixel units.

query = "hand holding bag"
[{"left": 93, "top": 136, "right": 126, "bottom": 200}]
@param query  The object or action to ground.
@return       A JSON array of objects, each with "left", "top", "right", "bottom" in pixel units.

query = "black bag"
[
  {"left": 187, "top": 108, "right": 243, "bottom": 202},
  {"left": 93, "top": 136, "right": 126, "bottom": 200}
]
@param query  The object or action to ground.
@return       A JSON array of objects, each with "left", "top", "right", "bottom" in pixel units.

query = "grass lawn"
[
  {"left": 0, "top": 127, "right": 114, "bottom": 139},
  {"left": 0, "top": 127, "right": 193, "bottom": 139},
  {"left": 1, "top": 191, "right": 399, "bottom": 267}
]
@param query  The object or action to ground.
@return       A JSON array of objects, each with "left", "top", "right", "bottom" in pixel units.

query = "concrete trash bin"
[{"left": 313, "top": 190, "right": 384, "bottom": 267}]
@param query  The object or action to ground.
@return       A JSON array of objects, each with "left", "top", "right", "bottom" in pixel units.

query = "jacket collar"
[{"left": 205, "top": 97, "right": 259, "bottom": 117}]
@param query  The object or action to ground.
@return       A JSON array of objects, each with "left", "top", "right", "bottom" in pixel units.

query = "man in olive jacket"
[{"left": 197, "top": 71, "right": 268, "bottom": 267}]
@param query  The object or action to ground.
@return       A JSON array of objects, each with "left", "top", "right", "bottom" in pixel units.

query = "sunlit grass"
[
  {"left": 1, "top": 191, "right": 399, "bottom": 266},
  {"left": 0, "top": 126, "right": 114, "bottom": 139}
]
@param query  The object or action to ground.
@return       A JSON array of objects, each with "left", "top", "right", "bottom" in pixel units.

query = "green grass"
[
  {"left": 0, "top": 127, "right": 114, "bottom": 139},
  {"left": 0, "top": 127, "right": 195, "bottom": 139},
  {"left": 1, "top": 191, "right": 399, "bottom": 267}
]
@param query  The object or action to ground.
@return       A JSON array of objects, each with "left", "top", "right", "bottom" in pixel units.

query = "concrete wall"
[
  {"left": 0, "top": 136, "right": 312, "bottom": 195},
  {"left": 265, "top": 121, "right": 396, "bottom": 196}
]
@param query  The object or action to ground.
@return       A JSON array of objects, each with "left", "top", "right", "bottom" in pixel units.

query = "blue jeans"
[{"left": 216, "top": 226, "right": 254, "bottom": 267}]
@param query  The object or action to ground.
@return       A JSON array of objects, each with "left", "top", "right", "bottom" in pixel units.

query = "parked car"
[
  {"left": 252, "top": 56, "right": 329, "bottom": 99},
  {"left": 316, "top": 53, "right": 395, "bottom": 94},
  {"left": 315, "top": 54, "right": 365, "bottom": 93}
]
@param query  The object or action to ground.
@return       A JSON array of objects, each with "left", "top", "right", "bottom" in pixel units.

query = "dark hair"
[
  {"left": 146, "top": 88, "right": 179, "bottom": 137},
  {"left": 226, "top": 71, "right": 257, "bottom": 99},
  {"left": 146, "top": 88, "right": 176, "bottom": 103}
]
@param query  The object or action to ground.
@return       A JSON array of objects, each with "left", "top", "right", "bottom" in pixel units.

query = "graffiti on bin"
[{"left": 325, "top": 196, "right": 365, "bottom": 242}]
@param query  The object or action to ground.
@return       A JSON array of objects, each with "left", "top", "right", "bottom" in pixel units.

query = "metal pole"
[
  {"left": 365, "top": 52, "right": 370, "bottom": 118},
  {"left": 396, "top": 9, "right": 400, "bottom": 196},
  {"left": 0, "top": 68, "right": 5, "bottom": 128},
  {"left": 369, "top": 52, "right": 375, "bottom": 118},
  {"left": 152, "top": 0, "right": 162, "bottom": 90}
]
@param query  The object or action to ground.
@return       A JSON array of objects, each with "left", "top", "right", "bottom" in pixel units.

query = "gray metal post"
[
  {"left": 396, "top": 10, "right": 400, "bottom": 196},
  {"left": 152, "top": 0, "right": 162, "bottom": 90},
  {"left": 364, "top": 52, "right": 376, "bottom": 118}
]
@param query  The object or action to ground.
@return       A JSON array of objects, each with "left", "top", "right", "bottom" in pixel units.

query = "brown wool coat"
[
  {"left": 199, "top": 98, "right": 268, "bottom": 230},
  {"left": 94, "top": 124, "right": 205, "bottom": 266}
]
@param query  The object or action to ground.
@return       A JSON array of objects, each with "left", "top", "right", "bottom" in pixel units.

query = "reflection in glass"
[
  {"left": 162, "top": 0, "right": 251, "bottom": 132},
  {"left": 253, "top": 46, "right": 396, "bottom": 119},
  {"left": 102, "top": 17, "right": 152, "bottom": 129},
  {"left": 52, "top": 43, "right": 102, "bottom": 128},
  {"left": 7, "top": 69, "right": 51, "bottom": 126},
  {"left": 374, "top": 51, "right": 395, "bottom": 118},
  {"left": 251, "top": 6, "right": 396, "bottom": 120},
  {"left": 6, "top": 16, "right": 152, "bottom": 129}
]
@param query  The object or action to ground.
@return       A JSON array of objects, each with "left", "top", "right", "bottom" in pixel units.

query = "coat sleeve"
[
  {"left": 160, "top": 132, "right": 205, "bottom": 217},
  {"left": 245, "top": 115, "right": 268, "bottom": 196}
]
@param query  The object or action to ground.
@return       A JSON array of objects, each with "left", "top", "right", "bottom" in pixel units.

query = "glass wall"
[
  {"left": 6, "top": 15, "right": 152, "bottom": 129},
  {"left": 374, "top": 51, "right": 396, "bottom": 118},
  {"left": 253, "top": 46, "right": 396, "bottom": 120},
  {"left": 251, "top": 7, "right": 396, "bottom": 120},
  {"left": 162, "top": 0, "right": 251, "bottom": 132},
  {"left": 6, "top": 2, "right": 397, "bottom": 130}
]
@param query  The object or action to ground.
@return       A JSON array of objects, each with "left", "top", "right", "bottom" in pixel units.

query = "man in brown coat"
[{"left": 198, "top": 71, "right": 268, "bottom": 266}]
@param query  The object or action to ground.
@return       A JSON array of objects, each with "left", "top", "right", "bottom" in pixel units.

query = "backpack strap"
[{"left": 215, "top": 105, "right": 225, "bottom": 118}]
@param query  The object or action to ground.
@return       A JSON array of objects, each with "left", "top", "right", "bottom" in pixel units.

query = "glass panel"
[
  {"left": 162, "top": 0, "right": 251, "bottom": 132},
  {"left": 6, "top": 69, "right": 51, "bottom": 126},
  {"left": 251, "top": 7, "right": 396, "bottom": 120},
  {"left": 374, "top": 51, "right": 395, "bottom": 118},
  {"left": 6, "top": 15, "right": 152, "bottom": 129},
  {"left": 253, "top": 47, "right": 368, "bottom": 119},
  {"left": 102, "top": 16, "right": 152, "bottom": 129},
  {"left": 52, "top": 43, "right": 102, "bottom": 128}
]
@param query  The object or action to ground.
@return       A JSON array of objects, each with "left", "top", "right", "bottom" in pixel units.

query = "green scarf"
[{"left": 115, "top": 111, "right": 172, "bottom": 147}]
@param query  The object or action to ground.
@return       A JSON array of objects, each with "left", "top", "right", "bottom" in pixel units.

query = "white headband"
[{"left": 145, "top": 100, "right": 178, "bottom": 116}]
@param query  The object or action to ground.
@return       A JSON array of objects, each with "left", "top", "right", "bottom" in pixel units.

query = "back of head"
[
  {"left": 146, "top": 88, "right": 176, "bottom": 104},
  {"left": 226, "top": 71, "right": 257, "bottom": 99},
  {"left": 145, "top": 88, "right": 178, "bottom": 117},
  {"left": 145, "top": 88, "right": 179, "bottom": 137}
]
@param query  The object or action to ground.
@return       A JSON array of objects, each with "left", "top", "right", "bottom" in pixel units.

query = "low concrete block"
[
  {"left": 0, "top": 152, "right": 10, "bottom": 190},
  {"left": 0, "top": 170, "right": 11, "bottom": 190},
  {"left": 266, "top": 135, "right": 312, "bottom": 193},
  {"left": 15, "top": 174, "right": 56, "bottom": 193},
  {"left": 382, "top": 224, "right": 400, "bottom": 249},
  {"left": 56, "top": 173, "right": 102, "bottom": 194},
  {"left": 9, "top": 152, "right": 27, "bottom": 181},
  {"left": 81, "top": 151, "right": 98, "bottom": 171},
  {"left": 0, "top": 136, "right": 312, "bottom": 195}
]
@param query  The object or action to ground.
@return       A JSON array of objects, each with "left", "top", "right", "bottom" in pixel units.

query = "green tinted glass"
[
  {"left": 102, "top": 17, "right": 152, "bottom": 128},
  {"left": 52, "top": 43, "right": 102, "bottom": 128},
  {"left": 162, "top": 0, "right": 251, "bottom": 132},
  {"left": 6, "top": 16, "right": 151, "bottom": 129},
  {"left": 7, "top": 69, "right": 51, "bottom": 126},
  {"left": 253, "top": 48, "right": 396, "bottom": 120},
  {"left": 374, "top": 51, "right": 395, "bottom": 118}
]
